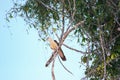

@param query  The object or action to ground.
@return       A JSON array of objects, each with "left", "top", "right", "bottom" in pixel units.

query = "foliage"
[{"left": 7, "top": 0, "right": 120, "bottom": 79}]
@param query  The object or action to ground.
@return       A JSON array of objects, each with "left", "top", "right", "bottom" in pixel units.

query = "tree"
[{"left": 6, "top": 0, "right": 120, "bottom": 80}]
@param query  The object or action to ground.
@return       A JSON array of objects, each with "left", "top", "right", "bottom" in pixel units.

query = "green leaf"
[
  {"left": 52, "top": 28, "right": 57, "bottom": 32},
  {"left": 82, "top": 37, "right": 86, "bottom": 42},
  {"left": 81, "top": 56, "right": 87, "bottom": 63},
  {"left": 9, "top": 14, "right": 13, "bottom": 18}
]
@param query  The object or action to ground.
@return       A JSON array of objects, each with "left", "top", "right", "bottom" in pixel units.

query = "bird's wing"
[{"left": 54, "top": 40, "right": 66, "bottom": 61}]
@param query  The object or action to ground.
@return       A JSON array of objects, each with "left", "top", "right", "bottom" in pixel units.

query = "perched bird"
[{"left": 47, "top": 37, "right": 66, "bottom": 61}]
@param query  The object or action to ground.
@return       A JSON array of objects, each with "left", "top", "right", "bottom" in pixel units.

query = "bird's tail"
[
  {"left": 54, "top": 40, "right": 66, "bottom": 61},
  {"left": 58, "top": 48, "right": 66, "bottom": 61}
]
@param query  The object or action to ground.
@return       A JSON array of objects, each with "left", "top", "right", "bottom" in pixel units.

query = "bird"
[{"left": 47, "top": 37, "right": 66, "bottom": 61}]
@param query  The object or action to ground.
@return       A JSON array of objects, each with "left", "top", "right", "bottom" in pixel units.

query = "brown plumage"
[
  {"left": 47, "top": 37, "right": 66, "bottom": 61},
  {"left": 54, "top": 40, "right": 66, "bottom": 61}
]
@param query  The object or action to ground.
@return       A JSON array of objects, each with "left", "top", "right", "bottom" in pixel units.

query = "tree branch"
[
  {"left": 56, "top": 20, "right": 85, "bottom": 55},
  {"left": 51, "top": 59, "right": 55, "bottom": 80},
  {"left": 63, "top": 20, "right": 84, "bottom": 42},
  {"left": 86, "top": 41, "right": 90, "bottom": 68},
  {"left": 99, "top": 27, "right": 106, "bottom": 80},
  {"left": 54, "top": 21, "right": 85, "bottom": 55},
  {"left": 72, "top": 0, "right": 76, "bottom": 21},
  {"left": 58, "top": 57, "right": 73, "bottom": 75},
  {"left": 63, "top": 43, "right": 89, "bottom": 54},
  {"left": 35, "top": 0, "right": 57, "bottom": 11},
  {"left": 60, "top": 0, "right": 65, "bottom": 45}
]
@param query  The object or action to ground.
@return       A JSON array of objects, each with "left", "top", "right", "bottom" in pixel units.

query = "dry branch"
[
  {"left": 63, "top": 43, "right": 88, "bottom": 54},
  {"left": 72, "top": 0, "right": 76, "bottom": 20},
  {"left": 35, "top": 0, "right": 57, "bottom": 11},
  {"left": 58, "top": 57, "right": 73, "bottom": 75},
  {"left": 52, "top": 60, "right": 55, "bottom": 80},
  {"left": 63, "top": 20, "right": 84, "bottom": 41}
]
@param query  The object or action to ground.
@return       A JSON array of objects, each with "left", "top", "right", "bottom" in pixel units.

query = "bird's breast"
[{"left": 50, "top": 41, "right": 58, "bottom": 50}]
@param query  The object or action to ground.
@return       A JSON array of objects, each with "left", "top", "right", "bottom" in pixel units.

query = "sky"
[{"left": 0, "top": 0, "right": 86, "bottom": 80}]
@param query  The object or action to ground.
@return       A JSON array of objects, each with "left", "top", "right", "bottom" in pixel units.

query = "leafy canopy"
[{"left": 7, "top": 0, "right": 120, "bottom": 79}]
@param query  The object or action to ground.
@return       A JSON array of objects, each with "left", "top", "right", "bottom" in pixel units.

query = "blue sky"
[{"left": 0, "top": 0, "right": 85, "bottom": 80}]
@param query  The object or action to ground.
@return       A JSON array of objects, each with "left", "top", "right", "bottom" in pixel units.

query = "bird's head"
[{"left": 46, "top": 37, "right": 53, "bottom": 42}]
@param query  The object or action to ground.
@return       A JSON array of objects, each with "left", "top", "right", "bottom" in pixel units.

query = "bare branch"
[
  {"left": 58, "top": 57, "right": 73, "bottom": 75},
  {"left": 63, "top": 43, "right": 89, "bottom": 54},
  {"left": 63, "top": 21, "right": 84, "bottom": 42},
  {"left": 51, "top": 60, "right": 55, "bottom": 80},
  {"left": 109, "top": 0, "right": 117, "bottom": 7},
  {"left": 56, "top": 21, "right": 84, "bottom": 59},
  {"left": 55, "top": 21, "right": 85, "bottom": 54},
  {"left": 60, "top": 0, "right": 65, "bottom": 43},
  {"left": 72, "top": 0, "right": 76, "bottom": 20},
  {"left": 67, "top": 0, "right": 72, "bottom": 14},
  {"left": 66, "top": 20, "right": 73, "bottom": 32},
  {"left": 55, "top": 33, "right": 60, "bottom": 40}
]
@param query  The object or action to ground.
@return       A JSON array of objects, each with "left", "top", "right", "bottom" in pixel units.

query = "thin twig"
[
  {"left": 35, "top": 0, "right": 57, "bottom": 11},
  {"left": 60, "top": 0, "right": 65, "bottom": 46},
  {"left": 72, "top": 0, "right": 76, "bottom": 20},
  {"left": 67, "top": 0, "right": 72, "bottom": 15},
  {"left": 55, "top": 33, "right": 59, "bottom": 40},
  {"left": 63, "top": 43, "right": 89, "bottom": 54},
  {"left": 54, "top": 31, "right": 101, "bottom": 60},
  {"left": 52, "top": 59, "right": 55, "bottom": 80},
  {"left": 58, "top": 20, "right": 84, "bottom": 48},
  {"left": 114, "top": 17, "right": 120, "bottom": 26},
  {"left": 109, "top": 0, "right": 117, "bottom": 7},
  {"left": 86, "top": 41, "right": 90, "bottom": 68},
  {"left": 63, "top": 21, "right": 84, "bottom": 42},
  {"left": 58, "top": 57, "right": 73, "bottom": 75},
  {"left": 66, "top": 20, "right": 73, "bottom": 32}
]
